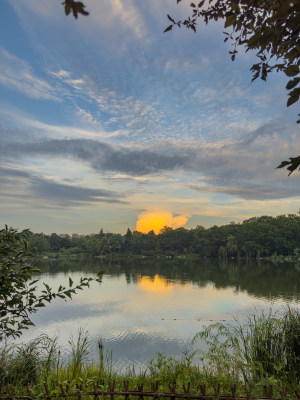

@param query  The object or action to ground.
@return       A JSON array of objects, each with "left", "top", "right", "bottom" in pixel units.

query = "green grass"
[{"left": 2, "top": 307, "right": 300, "bottom": 397}]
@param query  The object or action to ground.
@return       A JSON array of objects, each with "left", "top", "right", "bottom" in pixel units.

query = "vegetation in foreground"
[
  {"left": 2, "top": 308, "right": 300, "bottom": 397},
  {"left": 0, "top": 226, "right": 102, "bottom": 340}
]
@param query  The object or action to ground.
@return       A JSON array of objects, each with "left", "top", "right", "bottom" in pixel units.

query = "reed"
[
  {"left": 193, "top": 306, "right": 300, "bottom": 391},
  {"left": 2, "top": 308, "right": 300, "bottom": 396}
]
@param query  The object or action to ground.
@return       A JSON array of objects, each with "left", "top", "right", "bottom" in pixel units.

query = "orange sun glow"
[
  {"left": 136, "top": 212, "right": 188, "bottom": 234},
  {"left": 137, "top": 274, "right": 173, "bottom": 293}
]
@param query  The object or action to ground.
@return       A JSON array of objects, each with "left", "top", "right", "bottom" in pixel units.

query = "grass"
[{"left": 2, "top": 307, "right": 300, "bottom": 397}]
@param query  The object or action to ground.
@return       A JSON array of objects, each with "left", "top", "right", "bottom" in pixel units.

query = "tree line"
[{"left": 28, "top": 214, "right": 300, "bottom": 259}]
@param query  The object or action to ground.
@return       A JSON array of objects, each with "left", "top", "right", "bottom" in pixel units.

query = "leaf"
[
  {"left": 287, "top": 88, "right": 300, "bottom": 106},
  {"left": 64, "top": 291, "right": 72, "bottom": 299},
  {"left": 230, "top": 1, "right": 239, "bottom": 12},
  {"left": 167, "top": 14, "right": 175, "bottom": 24},
  {"left": 284, "top": 65, "right": 299, "bottom": 77},
  {"left": 277, "top": 161, "right": 290, "bottom": 168},
  {"left": 277, "top": 156, "right": 300, "bottom": 175},
  {"left": 164, "top": 25, "right": 173, "bottom": 33},
  {"left": 286, "top": 77, "right": 300, "bottom": 90},
  {"left": 64, "top": 3, "right": 71, "bottom": 16},
  {"left": 190, "top": 3, "right": 196, "bottom": 7},
  {"left": 69, "top": 277, "right": 73, "bottom": 287},
  {"left": 287, "top": 96, "right": 299, "bottom": 107},
  {"left": 225, "top": 14, "right": 236, "bottom": 28},
  {"left": 72, "top": 6, "right": 78, "bottom": 19},
  {"left": 35, "top": 303, "right": 45, "bottom": 308}
]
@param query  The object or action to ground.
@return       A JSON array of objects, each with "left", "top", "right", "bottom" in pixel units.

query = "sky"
[{"left": 0, "top": 0, "right": 299, "bottom": 235}]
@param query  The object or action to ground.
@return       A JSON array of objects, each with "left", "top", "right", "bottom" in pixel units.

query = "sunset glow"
[
  {"left": 136, "top": 212, "right": 189, "bottom": 234},
  {"left": 1, "top": 1, "right": 299, "bottom": 234},
  {"left": 137, "top": 274, "right": 173, "bottom": 293}
]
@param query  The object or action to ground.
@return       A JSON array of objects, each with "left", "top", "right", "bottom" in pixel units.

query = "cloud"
[
  {"left": 136, "top": 211, "right": 189, "bottom": 233},
  {"left": 2, "top": 136, "right": 189, "bottom": 176},
  {"left": 0, "top": 48, "right": 59, "bottom": 101},
  {"left": 49, "top": 69, "right": 167, "bottom": 137},
  {"left": 1, "top": 115, "right": 299, "bottom": 202},
  {"left": 0, "top": 166, "right": 126, "bottom": 207},
  {"left": 108, "top": 0, "right": 148, "bottom": 41},
  {"left": 187, "top": 181, "right": 300, "bottom": 201}
]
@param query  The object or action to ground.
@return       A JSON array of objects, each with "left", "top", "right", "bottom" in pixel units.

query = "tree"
[
  {"left": 28, "top": 233, "right": 50, "bottom": 253},
  {"left": 0, "top": 226, "right": 102, "bottom": 340},
  {"left": 164, "top": 0, "right": 300, "bottom": 174}
]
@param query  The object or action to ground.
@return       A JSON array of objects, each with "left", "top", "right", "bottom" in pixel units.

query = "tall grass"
[
  {"left": 2, "top": 308, "right": 300, "bottom": 396},
  {"left": 193, "top": 306, "right": 300, "bottom": 391},
  {"left": 0, "top": 334, "right": 58, "bottom": 387}
]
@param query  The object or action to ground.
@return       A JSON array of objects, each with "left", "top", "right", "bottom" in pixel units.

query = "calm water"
[{"left": 17, "top": 257, "right": 300, "bottom": 371}]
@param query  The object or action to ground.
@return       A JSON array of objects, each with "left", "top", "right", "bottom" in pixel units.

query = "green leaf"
[
  {"left": 230, "top": 1, "right": 239, "bottom": 12},
  {"left": 284, "top": 65, "right": 299, "bottom": 77},
  {"left": 69, "top": 277, "right": 73, "bottom": 287},
  {"left": 287, "top": 88, "right": 300, "bottom": 106},
  {"left": 277, "top": 160, "right": 290, "bottom": 168},
  {"left": 225, "top": 14, "right": 236, "bottom": 28},
  {"left": 287, "top": 96, "right": 299, "bottom": 107},
  {"left": 167, "top": 14, "right": 175, "bottom": 24},
  {"left": 286, "top": 77, "right": 300, "bottom": 90},
  {"left": 64, "top": 3, "right": 71, "bottom": 16},
  {"left": 35, "top": 303, "right": 45, "bottom": 308},
  {"left": 277, "top": 156, "right": 300, "bottom": 175},
  {"left": 164, "top": 25, "right": 173, "bottom": 33},
  {"left": 64, "top": 291, "right": 72, "bottom": 299}
]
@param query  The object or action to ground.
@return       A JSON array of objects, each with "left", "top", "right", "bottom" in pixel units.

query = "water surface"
[{"left": 18, "top": 257, "right": 300, "bottom": 371}]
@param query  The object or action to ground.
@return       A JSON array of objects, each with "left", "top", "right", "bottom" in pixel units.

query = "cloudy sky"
[{"left": 0, "top": 0, "right": 299, "bottom": 234}]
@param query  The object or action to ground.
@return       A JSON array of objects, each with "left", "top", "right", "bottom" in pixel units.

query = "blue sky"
[{"left": 0, "top": 0, "right": 299, "bottom": 234}]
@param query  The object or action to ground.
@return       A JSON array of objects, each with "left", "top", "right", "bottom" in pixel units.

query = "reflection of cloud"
[
  {"left": 136, "top": 212, "right": 188, "bottom": 233},
  {"left": 137, "top": 274, "right": 173, "bottom": 294}
]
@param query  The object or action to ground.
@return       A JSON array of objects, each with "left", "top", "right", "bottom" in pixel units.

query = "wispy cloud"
[
  {"left": 0, "top": 167, "right": 127, "bottom": 208},
  {"left": 0, "top": 48, "right": 59, "bottom": 101},
  {"left": 1, "top": 116, "right": 299, "bottom": 201}
]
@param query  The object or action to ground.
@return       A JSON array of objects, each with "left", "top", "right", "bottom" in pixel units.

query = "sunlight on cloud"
[
  {"left": 107, "top": 0, "right": 147, "bottom": 41},
  {"left": 136, "top": 212, "right": 189, "bottom": 234},
  {"left": 15, "top": 116, "right": 125, "bottom": 140}
]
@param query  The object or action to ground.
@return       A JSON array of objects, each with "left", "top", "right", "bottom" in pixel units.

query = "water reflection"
[
  {"left": 38, "top": 257, "right": 300, "bottom": 301},
  {"left": 23, "top": 257, "right": 300, "bottom": 370}
]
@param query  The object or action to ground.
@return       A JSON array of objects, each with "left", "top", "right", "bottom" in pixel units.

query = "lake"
[{"left": 17, "top": 257, "right": 300, "bottom": 372}]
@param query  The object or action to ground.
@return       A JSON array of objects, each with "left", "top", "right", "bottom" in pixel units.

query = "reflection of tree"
[{"left": 39, "top": 257, "right": 300, "bottom": 302}]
